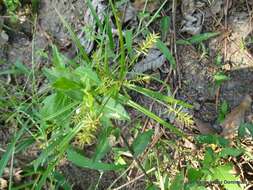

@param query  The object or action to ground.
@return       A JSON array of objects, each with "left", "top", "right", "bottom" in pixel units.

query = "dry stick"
[
  {"left": 215, "top": 0, "right": 230, "bottom": 111},
  {"left": 172, "top": 0, "right": 182, "bottom": 89},
  {"left": 120, "top": 134, "right": 154, "bottom": 186},
  {"left": 245, "top": 0, "right": 252, "bottom": 43},
  {"left": 113, "top": 168, "right": 156, "bottom": 190},
  {"left": 107, "top": 164, "right": 134, "bottom": 190}
]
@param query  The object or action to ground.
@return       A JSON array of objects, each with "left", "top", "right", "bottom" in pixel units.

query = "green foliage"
[
  {"left": 238, "top": 123, "right": 253, "bottom": 138},
  {"left": 217, "top": 101, "right": 229, "bottom": 123},
  {"left": 7, "top": 2, "right": 189, "bottom": 188},
  {"left": 131, "top": 130, "right": 153, "bottom": 156},
  {"left": 67, "top": 148, "right": 126, "bottom": 171},
  {"left": 214, "top": 72, "right": 230, "bottom": 87},
  {"left": 177, "top": 32, "right": 220, "bottom": 45},
  {"left": 1, "top": 1, "right": 251, "bottom": 189},
  {"left": 4, "top": 0, "right": 20, "bottom": 12},
  {"left": 156, "top": 39, "right": 176, "bottom": 69},
  {"left": 160, "top": 16, "right": 170, "bottom": 41}
]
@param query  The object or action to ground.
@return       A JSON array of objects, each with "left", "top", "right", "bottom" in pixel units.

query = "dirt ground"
[{"left": 1, "top": 0, "right": 253, "bottom": 189}]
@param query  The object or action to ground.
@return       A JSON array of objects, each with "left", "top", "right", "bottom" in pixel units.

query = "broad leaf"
[
  {"left": 219, "top": 147, "right": 244, "bottom": 159},
  {"left": 131, "top": 130, "right": 153, "bottom": 157},
  {"left": 53, "top": 77, "right": 81, "bottom": 90},
  {"left": 40, "top": 93, "right": 76, "bottom": 123},
  {"left": 211, "top": 164, "right": 243, "bottom": 190},
  {"left": 103, "top": 98, "right": 130, "bottom": 120},
  {"left": 169, "top": 172, "right": 184, "bottom": 190}
]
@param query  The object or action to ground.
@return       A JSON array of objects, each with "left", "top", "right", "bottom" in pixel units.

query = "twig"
[
  {"left": 107, "top": 163, "right": 134, "bottom": 190},
  {"left": 113, "top": 168, "right": 155, "bottom": 190},
  {"left": 172, "top": 0, "right": 182, "bottom": 89}
]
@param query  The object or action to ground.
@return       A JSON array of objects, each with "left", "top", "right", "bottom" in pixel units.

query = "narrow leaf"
[
  {"left": 67, "top": 148, "right": 125, "bottom": 171},
  {"left": 177, "top": 32, "right": 220, "bottom": 45},
  {"left": 156, "top": 40, "right": 176, "bottom": 69}
]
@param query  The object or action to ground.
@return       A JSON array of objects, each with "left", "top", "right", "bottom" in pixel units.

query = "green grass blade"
[
  {"left": 161, "top": 16, "right": 170, "bottom": 41},
  {"left": 67, "top": 148, "right": 126, "bottom": 171},
  {"left": 86, "top": 0, "right": 103, "bottom": 31},
  {"left": 105, "top": 15, "right": 115, "bottom": 50},
  {"left": 177, "top": 32, "right": 220, "bottom": 45},
  {"left": 124, "top": 98, "right": 185, "bottom": 137},
  {"left": 55, "top": 8, "right": 91, "bottom": 64},
  {"left": 125, "top": 30, "right": 133, "bottom": 55},
  {"left": 156, "top": 40, "right": 176, "bottom": 69},
  {"left": 109, "top": 0, "right": 126, "bottom": 79},
  {"left": 0, "top": 122, "right": 29, "bottom": 177},
  {"left": 126, "top": 84, "right": 192, "bottom": 108}
]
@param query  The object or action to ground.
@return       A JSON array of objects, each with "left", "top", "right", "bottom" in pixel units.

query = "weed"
[{"left": 0, "top": 1, "right": 252, "bottom": 189}]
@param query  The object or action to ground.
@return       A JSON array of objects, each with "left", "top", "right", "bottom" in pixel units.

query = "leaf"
[
  {"left": 160, "top": 16, "right": 170, "bottom": 41},
  {"left": 40, "top": 93, "right": 77, "bottom": 122},
  {"left": 0, "top": 122, "right": 29, "bottom": 177},
  {"left": 127, "top": 84, "right": 192, "bottom": 108},
  {"left": 53, "top": 77, "right": 81, "bottom": 90},
  {"left": 238, "top": 124, "right": 247, "bottom": 138},
  {"left": 92, "top": 127, "right": 113, "bottom": 162},
  {"left": 103, "top": 98, "right": 130, "bottom": 121},
  {"left": 67, "top": 148, "right": 125, "bottom": 171},
  {"left": 214, "top": 72, "right": 230, "bottom": 86},
  {"left": 131, "top": 49, "right": 166, "bottom": 74},
  {"left": 219, "top": 147, "right": 244, "bottom": 159},
  {"left": 217, "top": 101, "right": 229, "bottom": 123},
  {"left": 177, "top": 32, "right": 220, "bottom": 45},
  {"left": 156, "top": 40, "right": 176, "bottom": 69},
  {"left": 125, "top": 98, "right": 185, "bottom": 137},
  {"left": 211, "top": 164, "right": 243, "bottom": 190},
  {"left": 14, "top": 60, "right": 30, "bottom": 75},
  {"left": 52, "top": 45, "right": 65, "bottom": 69},
  {"left": 187, "top": 168, "right": 203, "bottom": 182},
  {"left": 53, "top": 172, "right": 72, "bottom": 190},
  {"left": 169, "top": 171, "right": 184, "bottom": 190},
  {"left": 195, "top": 134, "right": 229, "bottom": 147},
  {"left": 105, "top": 15, "right": 114, "bottom": 50},
  {"left": 74, "top": 66, "right": 101, "bottom": 85},
  {"left": 202, "top": 147, "right": 215, "bottom": 168},
  {"left": 131, "top": 130, "right": 153, "bottom": 157},
  {"left": 240, "top": 123, "right": 253, "bottom": 137},
  {"left": 125, "top": 30, "right": 133, "bottom": 54}
]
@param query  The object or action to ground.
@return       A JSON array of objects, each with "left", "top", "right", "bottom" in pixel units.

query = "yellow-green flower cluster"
[
  {"left": 136, "top": 33, "right": 160, "bottom": 55},
  {"left": 72, "top": 107, "right": 101, "bottom": 147}
]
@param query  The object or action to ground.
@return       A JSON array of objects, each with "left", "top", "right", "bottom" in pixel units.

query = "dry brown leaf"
[
  {"left": 221, "top": 94, "right": 252, "bottom": 139},
  {"left": 194, "top": 118, "right": 218, "bottom": 135},
  {"left": 133, "top": 0, "right": 160, "bottom": 12},
  {"left": 183, "top": 138, "right": 197, "bottom": 150}
]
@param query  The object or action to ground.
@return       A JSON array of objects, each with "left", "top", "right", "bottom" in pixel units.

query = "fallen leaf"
[
  {"left": 133, "top": 0, "right": 160, "bottom": 12},
  {"left": 130, "top": 49, "right": 165, "bottom": 77},
  {"left": 221, "top": 94, "right": 252, "bottom": 139},
  {"left": 194, "top": 118, "right": 218, "bottom": 135}
]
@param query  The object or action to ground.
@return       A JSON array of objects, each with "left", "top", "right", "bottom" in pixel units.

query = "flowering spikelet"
[
  {"left": 167, "top": 106, "right": 194, "bottom": 126},
  {"left": 72, "top": 107, "right": 101, "bottom": 147},
  {"left": 136, "top": 32, "right": 160, "bottom": 55}
]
